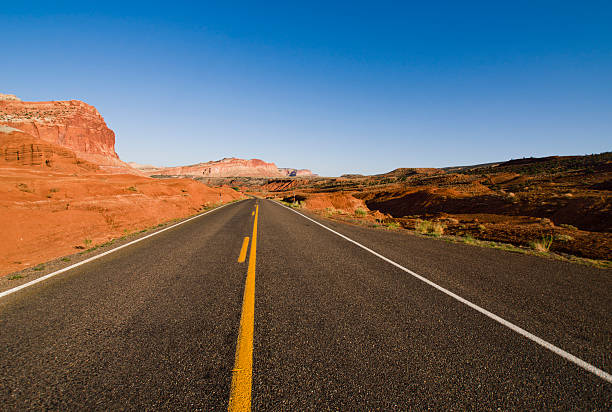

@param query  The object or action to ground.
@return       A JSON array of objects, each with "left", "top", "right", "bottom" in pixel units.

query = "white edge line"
[
  {"left": 271, "top": 200, "right": 612, "bottom": 384},
  {"left": 0, "top": 201, "right": 242, "bottom": 299}
]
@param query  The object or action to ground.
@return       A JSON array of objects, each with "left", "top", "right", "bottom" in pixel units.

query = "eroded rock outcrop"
[
  {"left": 0, "top": 94, "right": 21, "bottom": 102},
  {"left": 0, "top": 95, "right": 138, "bottom": 174},
  {"left": 0, "top": 126, "right": 98, "bottom": 172}
]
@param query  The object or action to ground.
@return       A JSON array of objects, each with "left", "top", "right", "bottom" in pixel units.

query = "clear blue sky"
[{"left": 2, "top": 1, "right": 611, "bottom": 176}]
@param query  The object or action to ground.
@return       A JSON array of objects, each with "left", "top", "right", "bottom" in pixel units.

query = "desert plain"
[{"left": 1, "top": 93, "right": 610, "bottom": 277}]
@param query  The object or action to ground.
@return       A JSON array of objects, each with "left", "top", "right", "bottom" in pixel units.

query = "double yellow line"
[{"left": 228, "top": 204, "right": 258, "bottom": 411}]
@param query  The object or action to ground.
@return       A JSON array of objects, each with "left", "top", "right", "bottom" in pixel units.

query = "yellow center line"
[
  {"left": 237, "top": 237, "right": 250, "bottom": 263},
  {"left": 228, "top": 204, "right": 258, "bottom": 411}
]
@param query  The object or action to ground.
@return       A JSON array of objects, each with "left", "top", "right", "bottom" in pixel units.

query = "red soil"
[{"left": 302, "top": 192, "right": 367, "bottom": 213}]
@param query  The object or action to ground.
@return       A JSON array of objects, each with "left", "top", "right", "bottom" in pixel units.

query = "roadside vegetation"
[
  {"left": 415, "top": 219, "right": 445, "bottom": 236},
  {"left": 280, "top": 200, "right": 303, "bottom": 209},
  {"left": 530, "top": 235, "right": 554, "bottom": 253},
  {"left": 296, "top": 201, "right": 610, "bottom": 269},
  {"left": 384, "top": 221, "right": 400, "bottom": 229}
]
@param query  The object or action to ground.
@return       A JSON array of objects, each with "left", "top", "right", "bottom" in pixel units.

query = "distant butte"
[{"left": 130, "top": 158, "right": 316, "bottom": 178}]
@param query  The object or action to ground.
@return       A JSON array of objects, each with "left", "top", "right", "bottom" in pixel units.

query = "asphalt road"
[{"left": 1, "top": 198, "right": 610, "bottom": 410}]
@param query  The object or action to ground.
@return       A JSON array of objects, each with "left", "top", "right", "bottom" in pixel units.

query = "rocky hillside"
[
  {"left": 253, "top": 153, "right": 612, "bottom": 261},
  {"left": 0, "top": 93, "right": 138, "bottom": 174}
]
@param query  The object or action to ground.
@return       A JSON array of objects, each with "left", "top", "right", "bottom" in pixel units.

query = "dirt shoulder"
[{"left": 0, "top": 200, "right": 245, "bottom": 293}]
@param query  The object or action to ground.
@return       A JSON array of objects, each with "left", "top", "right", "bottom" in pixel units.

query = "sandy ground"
[{"left": 0, "top": 167, "right": 244, "bottom": 276}]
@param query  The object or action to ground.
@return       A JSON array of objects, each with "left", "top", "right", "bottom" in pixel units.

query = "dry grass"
[
  {"left": 415, "top": 219, "right": 445, "bottom": 236},
  {"left": 301, "top": 201, "right": 610, "bottom": 269},
  {"left": 463, "top": 234, "right": 476, "bottom": 244},
  {"left": 385, "top": 221, "right": 400, "bottom": 229},
  {"left": 280, "top": 200, "right": 302, "bottom": 209},
  {"left": 323, "top": 207, "right": 336, "bottom": 217},
  {"left": 354, "top": 208, "right": 367, "bottom": 217},
  {"left": 530, "top": 235, "right": 554, "bottom": 252}
]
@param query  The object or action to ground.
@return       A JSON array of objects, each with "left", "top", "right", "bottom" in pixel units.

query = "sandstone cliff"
[
  {"left": 278, "top": 167, "right": 315, "bottom": 177},
  {"left": 0, "top": 126, "right": 98, "bottom": 172},
  {"left": 134, "top": 157, "right": 315, "bottom": 178},
  {"left": 0, "top": 95, "right": 139, "bottom": 174}
]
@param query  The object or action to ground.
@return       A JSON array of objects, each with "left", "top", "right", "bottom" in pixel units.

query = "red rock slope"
[{"left": 0, "top": 125, "right": 98, "bottom": 172}]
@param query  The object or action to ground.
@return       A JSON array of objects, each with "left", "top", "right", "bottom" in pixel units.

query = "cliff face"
[
  {"left": 135, "top": 157, "right": 315, "bottom": 178},
  {"left": 0, "top": 95, "right": 138, "bottom": 174},
  {"left": 0, "top": 126, "right": 97, "bottom": 172},
  {"left": 278, "top": 168, "right": 315, "bottom": 177}
]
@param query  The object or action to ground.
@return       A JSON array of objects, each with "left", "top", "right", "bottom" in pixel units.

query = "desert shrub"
[
  {"left": 560, "top": 224, "right": 578, "bottom": 231},
  {"left": 554, "top": 234, "right": 574, "bottom": 242},
  {"left": 431, "top": 222, "right": 445, "bottom": 236},
  {"left": 281, "top": 200, "right": 302, "bottom": 209},
  {"left": 415, "top": 219, "right": 445, "bottom": 236},
  {"left": 464, "top": 234, "right": 476, "bottom": 244},
  {"left": 282, "top": 194, "right": 307, "bottom": 203},
  {"left": 415, "top": 219, "right": 432, "bottom": 234},
  {"left": 355, "top": 208, "right": 367, "bottom": 217},
  {"left": 530, "top": 235, "right": 554, "bottom": 252},
  {"left": 385, "top": 221, "right": 400, "bottom": 229},
  {"left": 324, "top": 207, "right": 342, "bottom": 217},
  {"left": 17, "top": 183, "right": 32, "bottom": 193},
  {"left": 127, "top": 186, "right": 137, "bottom": 192}
]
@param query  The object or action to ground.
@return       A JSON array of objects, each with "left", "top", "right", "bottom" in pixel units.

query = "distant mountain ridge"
[{"left": 130, "top": 157, "right": 316, "bottom": 178}]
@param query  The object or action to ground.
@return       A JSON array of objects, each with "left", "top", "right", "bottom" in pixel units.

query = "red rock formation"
[
  {"left": 0, "top": 126, "right": 97, "bottom": 172},
  {"left": 0, "top": 95, "right": 139, "bottom": 174},
  {"left": 0, "top": 93, "right": 21, "bottom": 102},
  {"left": 135, "top": 157, "right": 315, "bottom": 178},
  {"left": 0, "top": 125, "right": 247, "bottom": 276},
  {"left": 278, "top": 168, "right": 315, "bottom": 177}
]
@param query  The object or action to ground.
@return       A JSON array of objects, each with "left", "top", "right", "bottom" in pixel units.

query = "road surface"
[{"left": 1, "top": 198, "right": 610, "bottom": 410}]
